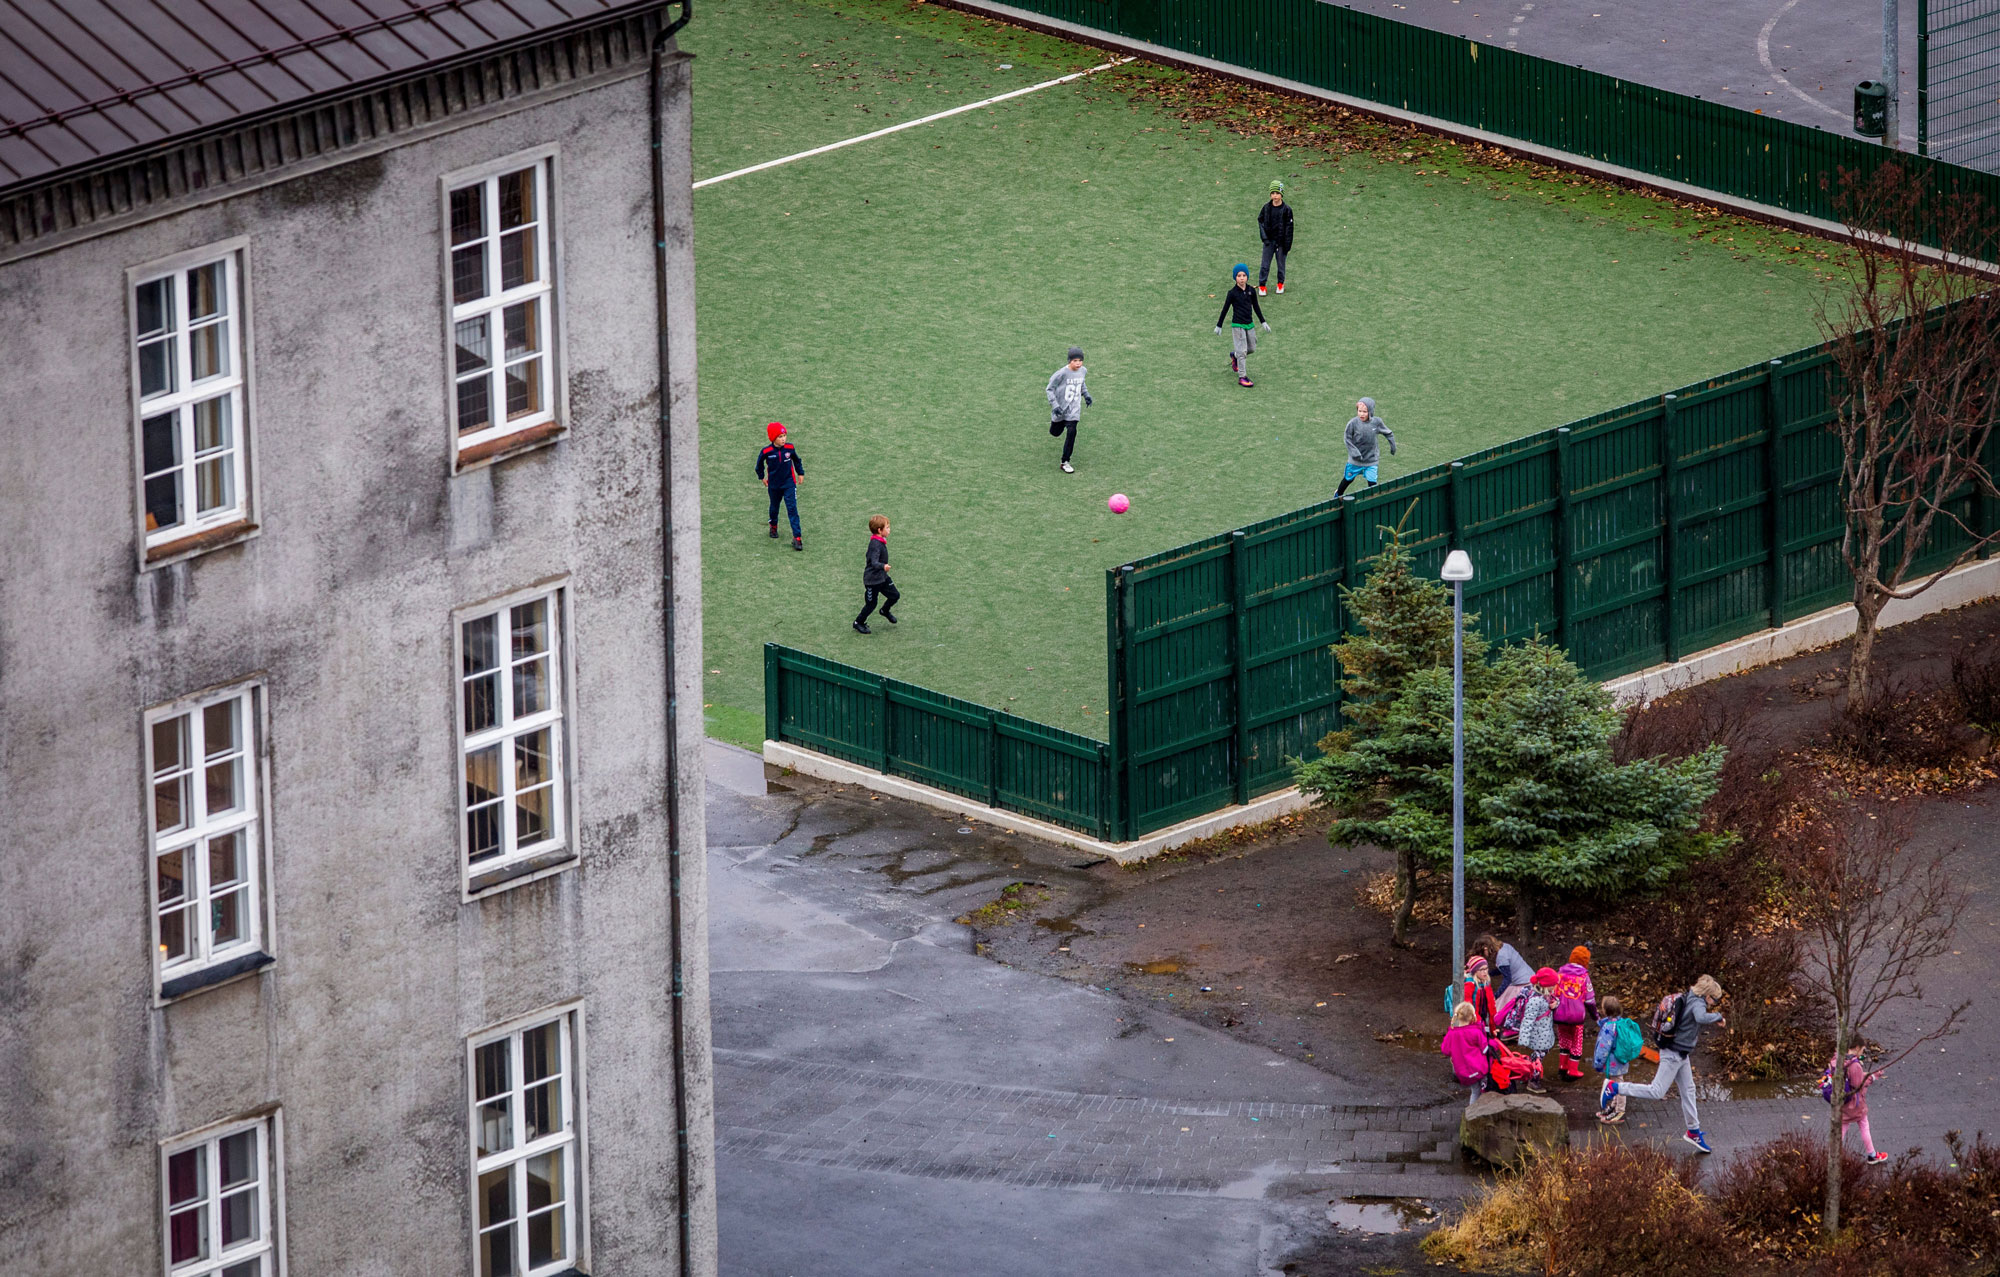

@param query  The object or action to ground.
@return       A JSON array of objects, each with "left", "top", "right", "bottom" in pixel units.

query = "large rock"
[{"left": 1459, "top": 1092, "right": 1568, "bottom": 1166}]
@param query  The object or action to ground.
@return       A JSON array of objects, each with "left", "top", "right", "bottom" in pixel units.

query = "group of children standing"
[
  {"left": 1440, "top": 935, "right": 1725, "bottom": 1154},
  {"left": 1440, "top": 936, "right": 1895, "bottom": 1162}
]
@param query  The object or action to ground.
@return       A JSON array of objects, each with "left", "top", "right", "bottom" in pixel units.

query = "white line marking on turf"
[{"left": 691, "top": 57, "right": 1135, "bottom": 190}]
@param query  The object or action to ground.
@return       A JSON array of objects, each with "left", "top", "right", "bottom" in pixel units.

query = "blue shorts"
[{"left": 1343, "top": 463, "right": 1379, "bottom": 484}]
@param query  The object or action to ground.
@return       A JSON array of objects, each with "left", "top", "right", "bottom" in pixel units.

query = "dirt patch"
[{"left": 971, "top": 596, "right": 2000, "bottom": 1107}]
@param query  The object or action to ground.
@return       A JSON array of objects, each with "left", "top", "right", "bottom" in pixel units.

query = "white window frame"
[
  {"left": 455, "top": 586, "right": 570, "bottom": 882},
  {"left": 146, "top": 684, "right": 268, "bottom": 988},
  {"left": 129, "top": 242, "right": 253, "bottom": 554},
  {"left": 161, "top": 1114, "right": 283, "bottom": 1277},
  {"left": 467, "top": 1007, "right": 587, "bottom": 1277},
  {"left": 441, "top": 150, "right": 562, "bottom": 457}
]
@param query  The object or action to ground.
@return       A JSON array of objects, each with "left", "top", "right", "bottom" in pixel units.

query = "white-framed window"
[
  {"left": 458, "top": 591, "right": 566, "bottom": 872},
  {"left": 148, "top": 687, "right": 263, "bottom": 981},
  {"left": 163, "top": 1117, "right": 277, "bottom": 1277},
  {"left": 447, "top": 159, "right": 555, "bottom": 452},
  {"left": 133, "top": 250, "right": 249, "bottom": 547},
  {"left": 469, "top": 1012, "right": 581, "bottom": 1277}
]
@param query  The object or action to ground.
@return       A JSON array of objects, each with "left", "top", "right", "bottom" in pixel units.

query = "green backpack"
[{"left": 1611, "top": 1017, "right": 1645, "bottom": 1065}]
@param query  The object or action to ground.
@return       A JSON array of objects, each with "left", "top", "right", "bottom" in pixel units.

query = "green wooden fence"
[
  {"left": 765, "top": 644, "right": 1112, "bottom": 833},
  {"left": 978, "top": 0, "right": 2000, "bottom": 246}
]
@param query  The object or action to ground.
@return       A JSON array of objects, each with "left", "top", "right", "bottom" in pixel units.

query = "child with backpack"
[
  {"left": 1592, "top": 995, "right": 1644, "bottom": 1123},
  {"left": 1607, "top": 975, "right": 1728, "bottom": 1154},
  {"left": 1552, "top": 945, "right": 1599, "bottom": 1080},
  {"left": 1441, "top": 1002, "right": 1495, "bottom": 1107},
  {"left": 1514, "top": 968, "right": 1559, "bottom": 1094},
  {"left": 1457, "top": 955, "right": 1499, "bottom": 1031},
  {"left": 1821, "top": 1045, "right": 1889, "bottom": 1165}
]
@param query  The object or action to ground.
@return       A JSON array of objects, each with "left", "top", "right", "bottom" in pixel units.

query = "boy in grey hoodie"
[
  {"left": 1335, "top": 397, "right": 1395, "bottom": 496},
  {"left": 1045, "top": 346, "right": 1092, "bottom": 473}
]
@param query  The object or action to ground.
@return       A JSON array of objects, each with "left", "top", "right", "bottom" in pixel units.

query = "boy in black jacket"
[
  {"left": 854, "top": 515, "right": 898, "bottom": 634},
  {"left": 756, "top": 422, "right": 805, "bottom": 550},
  {"left": 1214, "top": 265, "right": 1272, "bottom": 388},
  {"left": 1257, "top": 180, "right": 1294, "bottom": 295}
]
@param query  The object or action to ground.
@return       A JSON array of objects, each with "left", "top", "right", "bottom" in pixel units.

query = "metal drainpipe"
[{"left": 649, "top": 4, "right": 693, "bottom": 1275}]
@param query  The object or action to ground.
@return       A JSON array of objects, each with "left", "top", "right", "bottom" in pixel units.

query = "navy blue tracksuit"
[{"left": 757, "top": 442, "right": 804, "bottom": 537}]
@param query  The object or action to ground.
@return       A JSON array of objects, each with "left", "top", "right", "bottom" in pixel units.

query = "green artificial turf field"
[{"left": 685, "top": 0, "right": 1842, "bottom": 749}]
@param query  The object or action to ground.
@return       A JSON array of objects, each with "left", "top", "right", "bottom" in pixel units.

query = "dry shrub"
[
  {"left": 1712, "top": 1131, "right": 2000, "bottom": 1274},
  {"left": 1424, "top": 1144, "right": 1732, "bottom": 1276},
  {"left": 1949, "top": 642, "right": 2000, "bottom": 732},
  {"left": 1825, "top": 675, "right": 1971, "bottom": 768}
]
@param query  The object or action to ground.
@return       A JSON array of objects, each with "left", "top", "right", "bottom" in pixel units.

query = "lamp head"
[{"left": 1441, "top": 550, "right": 1475, "bottom": 582}]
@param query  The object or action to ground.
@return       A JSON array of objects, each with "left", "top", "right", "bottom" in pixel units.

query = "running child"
[
  {"left": 853, "top": 515, "right": 898, "bottom": 635},
  {"left": 1335, "top": 398, "right": 1395, "bottom": 496},
  {"left": 1045, "top": 346, "right": 1092, "bottom": 474},
  {"left": 1826, "top": 1045, "right": 1889, "bottom": 1165},
  {"left": 756, "top": 422, "right": 805, "bottom": 550},
  {"left": 1214, "top": 265, "right": 1272, "bottom": 388},
  {"left": 1257, "top": 180, "right": 1294, "bottom": 296}
]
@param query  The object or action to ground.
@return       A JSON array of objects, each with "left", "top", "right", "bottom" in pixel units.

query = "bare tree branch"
[{"left": 1819, "top": 162, "right": 2000, "bottom": 709}]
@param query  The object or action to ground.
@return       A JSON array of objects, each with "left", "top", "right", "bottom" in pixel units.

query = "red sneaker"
[
  {"left": 1256, "top": 284, "right": 1268, "bottom": 296},
  {"left": 1275, "top": 281, "right": 1286, "bottom": 294}
]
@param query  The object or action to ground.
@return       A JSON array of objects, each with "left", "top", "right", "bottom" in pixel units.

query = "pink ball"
[{"left": 1108, "top": 493, "right": 1130, "bottom": 514}]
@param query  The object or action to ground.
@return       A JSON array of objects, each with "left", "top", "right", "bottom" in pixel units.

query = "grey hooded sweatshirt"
[
  {"left": 1344, "top": 398, "right": 1396, "bottom": 465},
  {"left": 1046, "top": 364, "right": 1089, "bottom": 422}
]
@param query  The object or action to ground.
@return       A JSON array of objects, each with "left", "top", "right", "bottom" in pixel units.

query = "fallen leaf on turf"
[{"left": 1334, "top": 953, "right": 1358, "bottom": 963}]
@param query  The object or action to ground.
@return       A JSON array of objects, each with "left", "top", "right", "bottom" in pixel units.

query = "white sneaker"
[{"left": 1060, "top": 461, "right": 1074, "bottom": 473}]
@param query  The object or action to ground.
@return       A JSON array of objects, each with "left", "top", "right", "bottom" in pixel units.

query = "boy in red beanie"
[{"left": 756, "top": 422, "right": 805, "bottom": 550}]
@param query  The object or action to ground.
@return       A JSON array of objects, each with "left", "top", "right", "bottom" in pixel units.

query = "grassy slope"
[{"left": 685, "top": 0, "right": 1836, "bottom": 747}]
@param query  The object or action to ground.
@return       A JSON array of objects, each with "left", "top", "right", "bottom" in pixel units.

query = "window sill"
[
  {"left": 467, "top": 846, "right": 577, "bottom": 896},
  {"left": 145, "top": 519, "right": 258, "bottom": 566},
  {"left": 160, "top": 950, "right": 274, "bottom": 1002},
  {"left": 456, "top": 421, "right": 566, "bottom": 470}
]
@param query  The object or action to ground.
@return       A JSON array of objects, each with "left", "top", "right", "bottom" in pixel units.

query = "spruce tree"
[{"left": 1328, "top": 523, "right": 1481, "bottom": 734}]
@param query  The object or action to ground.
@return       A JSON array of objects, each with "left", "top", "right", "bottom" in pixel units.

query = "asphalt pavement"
[
  {"left": 1326, "top": 0, "right": 1923, "bottom": 148},
  {"left": 703, "top": 742, "right": 1474, "bottom": 1276}
]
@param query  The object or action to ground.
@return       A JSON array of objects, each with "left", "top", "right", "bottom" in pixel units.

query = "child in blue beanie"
[{"left": 1214, "top": 265, "right": 1271, "bottom": 387}]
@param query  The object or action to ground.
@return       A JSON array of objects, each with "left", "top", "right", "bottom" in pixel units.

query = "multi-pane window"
[
  {"left": 460, "top": 594, "right": 565, "bottom": 870},
  {"left": 149, "top": 689, "right": 261, "bottom": 979},
  {"left": 448, "top": 163, "right": 554, "bottom": 450},
  {"left": 471, "top": 1015, "right": 579, "bottom": 1277},
  {"left": 163, "top": 1119, "right": 276, "bottom": 1277},
  {"left": 134, "top": 255, "right": 247, "bottom": 546}
]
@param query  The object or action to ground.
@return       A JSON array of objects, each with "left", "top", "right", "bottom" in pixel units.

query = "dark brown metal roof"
[{"left": 0, "top": 0, "right": 652, "bottom": 189}]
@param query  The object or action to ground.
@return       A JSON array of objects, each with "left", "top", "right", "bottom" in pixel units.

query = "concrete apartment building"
[{"left": 0, "top": 2, "right": 715, "bottom": 1273}]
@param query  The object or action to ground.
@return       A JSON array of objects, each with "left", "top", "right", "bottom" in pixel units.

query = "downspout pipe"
[{"left": 649, "top": 4, "right": 693, "bottom": 1275}]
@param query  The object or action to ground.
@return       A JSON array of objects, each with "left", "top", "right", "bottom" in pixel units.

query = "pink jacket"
[
  {"left": 1441, "top": 1024, "right": 1492, "bottom": 1084},
  {"left": 1553, "top": 961, "right": 1596, "bottom": 1024}
]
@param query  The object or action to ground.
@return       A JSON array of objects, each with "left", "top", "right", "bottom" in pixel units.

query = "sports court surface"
[{"left": 686, "top": 0, "right": 1844, "bottom": 747}]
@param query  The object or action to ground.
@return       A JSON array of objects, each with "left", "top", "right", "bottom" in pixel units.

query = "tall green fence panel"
[
  {"left": 765, "top": 644, "right": 1110, "bottom": 834},
  {"left": 1102, "top": 326, "right": 2000, "bottom": 839},
  {"left": 986, "top": 0, "right": 2000, "bottom": 248}
]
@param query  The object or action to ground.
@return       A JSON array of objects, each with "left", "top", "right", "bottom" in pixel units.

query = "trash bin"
[{"left": 1854, "top": 80, "right": 1888, "bottom": 137}]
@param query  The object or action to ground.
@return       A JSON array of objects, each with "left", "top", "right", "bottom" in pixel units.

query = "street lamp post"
[{"left": 1440, "top": 550, "right": 1475, "bottom": 1001}]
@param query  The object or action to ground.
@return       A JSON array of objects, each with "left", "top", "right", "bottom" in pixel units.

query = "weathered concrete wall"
[{"left": 0, "top": 51, "right": 710, "bottom": 1275}]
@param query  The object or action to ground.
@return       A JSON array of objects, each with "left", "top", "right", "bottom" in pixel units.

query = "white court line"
[
  {"left": 691, "top": 57, "right": 1134, "bottom": 190},
  {"left": 1757, "top": 0, "right": 1850, "bottom": 125}
]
